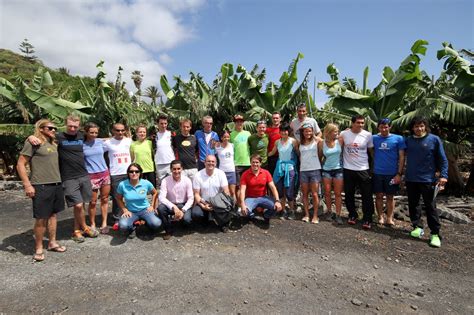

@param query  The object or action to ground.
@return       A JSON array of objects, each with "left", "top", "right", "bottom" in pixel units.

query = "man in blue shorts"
[{"left": 372, "top": 118, "right": 406, "bottom": 226}]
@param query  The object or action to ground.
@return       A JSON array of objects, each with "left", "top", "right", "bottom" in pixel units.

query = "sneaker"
[
  {"left": 162, "top": 233, "right": 172, "bottom": 240},
  {"left": 362, "top": 221, "right": 372, "bottom": 230},
  {"left": 112, "top": 221, "right": 119, "bottom": 231},
  {"left": 127, "top": 229, "right": 136, "bottom": 239},
  {"left": 348, "top": 217, "right": 357, "bottom": 225},
  {"left": 429, "top": 234, "right": 441, "bottom": 248},
  {"left": 410, "top": 227, "right": 425, "bottom": 239},
  {"left": 335, "top": 215, "right": 344, "bottom": 225},
  {"left": 262, "top": 218, "right": 270, "bottom": 229},
  {"left": 302, "top": 216, "right": 310, "bottom": 223},
  {"left": 280, "top": 210, "right": 288, "bottom": 220}
]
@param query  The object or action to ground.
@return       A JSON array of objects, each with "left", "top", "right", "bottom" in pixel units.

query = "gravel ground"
[{"left": 0, "top": 190, "right": 473, "bottom": 314}]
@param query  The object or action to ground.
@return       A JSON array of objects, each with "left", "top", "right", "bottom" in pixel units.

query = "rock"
[
  {"left": 351, "top": 298, "right": 362, "bottom": 306},
  {"left": 438, "top": 205, "right": 471, "bottom": 224},
  {"left": 386, "top": 257, "right": 392, "bottom": 261},
  {"left": 383, "top": 290, "right": 389, "bottom": 295},
  {"left": 243, "top": 300, "right": 249, "bottom": 304},
  {"left": 416, "top": 291, "right": 425, "bottom": 297},
  {"left": 373, "top": 264, "right": 379, "bottom": 269},
  {"left": 410, "top": 305, "right": 418, "bottom": 310},
  {"left": 6, "top": 245, "right": 17, "bottom": 252}
]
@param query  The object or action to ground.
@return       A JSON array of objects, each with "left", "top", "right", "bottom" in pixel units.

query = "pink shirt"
[{"left": 159, "top": 175, "right": 194, "bottom": 211}]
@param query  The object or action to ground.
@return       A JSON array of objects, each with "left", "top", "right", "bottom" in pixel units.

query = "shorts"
[
  {"left": 63, "top": 175, "right": 92, "bottom": 207},
  {"left": 182, "top": 168, "right": 198, "bottom": 181},
  {"left": 89, "top": 170, "right": 111, "bottom": 190},
  {"left": 224, "top": 171, "right": 237, "bottom": 185},
  {"left": 235, "top": 166, "right": 249, "bottom": 185},
  {"left": 322, "top": 168, "right": 344, "bottom": 180},
  {"left": 275, "top": 169, "right": 296, "bottom": 201},
  {"left": 300, "top": 169, "right": 322, "bottom": 184},
  {"left": 32, "top": 183, "right": 65, "bottom": 219},
  {"left": 156, "top": 163, "right": 171, "bottom": 185},
  {"left": 373, "top": 174, "right": 399, "bottom": 195}
]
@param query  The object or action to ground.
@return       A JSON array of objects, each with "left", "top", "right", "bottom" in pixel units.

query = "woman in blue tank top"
[
  {"left": 318, "top": 123, "right": 344, "bottom": 224},
  {"left": 268, "top": 123, "right": 298, "bottom": 219}
]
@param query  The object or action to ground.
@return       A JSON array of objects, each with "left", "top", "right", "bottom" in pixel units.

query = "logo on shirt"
[
  {"left": 182, "top": 140, "right": 191, "bottom": 146},
  {"left": 139, "top": 189, "right": 146, "bottom": 195}
]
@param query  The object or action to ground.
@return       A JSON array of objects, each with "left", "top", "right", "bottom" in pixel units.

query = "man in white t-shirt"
[
  {"left": 104, "top": 123, "right": 132, "bottom": 225},
  {"left": 340, "top": 115, "right": 374, "bottom": 229},
  {"left": 154, "top": 115, "right": 175, "bottom": 183},
  {"left": 192, "top": 155, "right": 230, "bottom": 232},
  {"left": 290, "top": 103, "right": 321, "bottom": 142}
]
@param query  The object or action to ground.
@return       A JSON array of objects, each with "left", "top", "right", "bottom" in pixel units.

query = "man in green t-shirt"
[
  {"left": 230, "top": 114, "right": 251, "bottom": 182},
  {"left": 248, "top": 120, "right": 269, "bottom": 167}
]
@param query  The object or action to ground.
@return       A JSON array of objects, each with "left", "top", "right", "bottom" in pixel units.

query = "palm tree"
[
  {"left": 145, "top": 85, "right": 162, "bottom": 106},
  {"left": 131, "top": 70, "right": 143, "bottom": 105}
]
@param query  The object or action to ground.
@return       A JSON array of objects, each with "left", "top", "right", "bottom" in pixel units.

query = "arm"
[
  {"left": 194, "top": 189, "right": 212, "bottom": 211},
  {"left": 27, "top": 135, "right": 41, "bottom": 146},
  {"left": 317, "top": 141, "right": 324, "bottom": 163},
  {"left": 149, "top": 188, "right": 158, "bottom": 212},
  {"left": 116, "top": 194, "right": 132, "bottom": 218},
  {"left": 268, "top": 181, "right": 282, "bottom": 211},
  {"left": 393, "top": 149, "right": 405, "bottom": 184},
  {"left": 158, "top": 179, "right": 175, "bottom": 210},
  {"left": 268, "top": 140, "right": 278, "bottom": 157},
  {"left": 16, "top": 155, "right": 35, "bottom": 198},
  {"left": 182, "top": 180, "right": 195, "bottom": 212},
  {"left": 222, "top": 185, "right": 230, "bottom": 196},
  {"left": 239, "top": 184, "right": 248, "bottom": 215},
  {"left": 436, "top": 138, "right": 449, "bottom": 186}
]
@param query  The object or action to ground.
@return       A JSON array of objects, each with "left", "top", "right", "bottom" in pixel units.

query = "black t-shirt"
[
  {"left": 57, "top": 131, "right": 88, "bottom": 180},
  {"left": 172, "top": 134, "right": 198, "bottom": 169}
]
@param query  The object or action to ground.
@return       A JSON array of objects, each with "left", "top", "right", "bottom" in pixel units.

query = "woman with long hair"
[
  {"left": 83, "top": 122, "right": 111, "bottom": 234},
  {"left": 318, "top": 123, "right": 344, "bottom": 224},
  {"left": 268, "top": 123, "right": 298, "bottom": 219},
  {"left": 215, "top": 130, "right": 237, "bottom": 200},
  {"left": 298, "top": 124, "right": 322, "bottom": 224}
]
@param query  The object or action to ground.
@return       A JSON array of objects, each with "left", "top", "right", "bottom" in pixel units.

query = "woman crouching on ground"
[
  {"left": 318, "top": 123, "right": 344, "bottom": 224},
  {"left": 116, "top": 163, "right": 162, "bottom": 238},
  {"left": 298, "top": 123, "right": 322, "bottom": 224},
  {"left": 83, "top": 122, "right": 111, "bottom": 234},
  {"left": 17, "top": 119, "right": 66, "bottom": 261}
]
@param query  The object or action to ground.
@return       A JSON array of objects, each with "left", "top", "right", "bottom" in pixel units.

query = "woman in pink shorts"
[{"left": 83, "top": 122, "right": 111, "bottom": 234}]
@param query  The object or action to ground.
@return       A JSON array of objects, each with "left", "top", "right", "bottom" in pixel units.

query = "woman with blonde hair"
[
  {"left": 318, "top": 123, "right": 344, "bottom": 224},
  {"left": 17, "top": 119, "right": 66, "bottom": 261}
]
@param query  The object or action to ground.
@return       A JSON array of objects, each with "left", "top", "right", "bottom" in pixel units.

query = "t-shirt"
[
  {"left": 265, "top": 126, "right": 281, "bottom": 154},
  {"left": 172, "top": 134, "right": 198, "bottom": 169},
  {"left": 104, "top": 137, "right": 132, "bottom": 176},
  {"left": 117, "top": 179, "right": 154, "bottom": 212},
  {"left": 215, "top": 143, "right": 235, "bottom": 172},
  {"left": 20, "top": 141, "right": 61, "bottom": 184},
  {"left": 57, "top": 131, "right": 88, "bottom": 181},
  {"left": 230, "top": 130, "right": 251, "bottom": 166},
  {"left": 341, "top": 129, "right": 373, "bottom": 171},
  {"left": 248, "top": 134, "right": 269, "bottom": 164},
  {"left": 241, "top": 168, "right": 273, "bottom": 198},
  {"left": 195, "top": 129, "right": 219, "bottom": 162},
  {"left": 373, "top": 134, "right": 406, "bottom": 175},
  {"left": 192, "top": 168, "right": 228, "bottom": 200},
  {"left": 83, "top": 139, "right": 108, "bottom": 174},
  {"left": 299, "top": 141, "right": 322, "bottom": 171},
  {"left": 290, "top": 117, "right": 321, "bottom": 142},
  {"left": 154, "top": 130, "right": 175, "bottom": 165},
  {"left": 130, "top": 140, "right": 154, "bottom": 173}
]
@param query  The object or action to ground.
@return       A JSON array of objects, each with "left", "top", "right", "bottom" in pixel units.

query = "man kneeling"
[{"left": 239, "top": 154, "right": 282, "bottom": 229}]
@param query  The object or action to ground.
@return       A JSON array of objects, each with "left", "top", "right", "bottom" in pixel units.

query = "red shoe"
[
  {"left": 362, "top": 221, "right": 372, "bottom": 230},
  {"left": 112, "top": 222, "right": 119, "bottom": 231},
  {"left": 348, "top": 217, "right": 357, "bottom": 225}
]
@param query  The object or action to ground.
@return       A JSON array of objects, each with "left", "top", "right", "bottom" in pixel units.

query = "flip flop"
[
  {"left": 33, "top": 252, "right": 45, "bottom": 262},
  {"left": 99, "top": 226, "right": 110, "bottom": 234},
  {"left": 47, "top": 244, "right": 67, "bottom": 253}
]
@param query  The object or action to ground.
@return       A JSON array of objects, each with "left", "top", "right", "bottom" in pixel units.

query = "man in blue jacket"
[{"left": 405, "top": 117, "right": 448, "bottom": 248}]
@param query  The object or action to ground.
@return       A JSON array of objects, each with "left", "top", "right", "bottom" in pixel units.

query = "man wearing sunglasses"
[{"left": 104, "top": 123, "right": 132, "bottom": 229}]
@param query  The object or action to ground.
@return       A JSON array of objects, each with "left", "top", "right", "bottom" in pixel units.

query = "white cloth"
[
  {"left": 290, "top": 117, "right": 321, "bottom": 142},
  {"left": 192, "top": 168, "right": 228, "bottom": 201},
  {"left": 299, "top": 141, "right": 322, "bottom": 171},
  {"left": 341, "top": 129, "right": 373, "bottom": 171},
  {"left": 154, "top": 130, "right": 175, "bottom": 164},
  {"left": 104, "top": 137, "right": 132, "bottom": 176},
  {"left": 216, "top": 143, "right": 235, "bottom": 172}
]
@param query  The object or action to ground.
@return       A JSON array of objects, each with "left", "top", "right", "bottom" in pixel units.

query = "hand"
[
  {"left": 392, "top": 174, "right": 401, "bottom": 185},
  {"left": 173, "top": 207, "right": 184, "bottom": 220},
  {"left": 25, "top": 185, "right": 35, "bottom": 198},
  {"left": 438, "top": 178, "right": 448, "bottom": 190},
  {"left": 274, "top": 201, "right": 283, "bottom": 212},
  {"left": 146, "top": 206, "right": 154, "bottom": 213},
  {"left": 240, "top": 204, "right": 248, "bottom": 216},
  {"left": 122, "top": 209, "right": 132, "bottom": 218},
  {"left": 27, "top": 135, "right": 41, "bottom": 146},
  {"left": 201, "top": 202, "right": 213, "bottom": 211}
]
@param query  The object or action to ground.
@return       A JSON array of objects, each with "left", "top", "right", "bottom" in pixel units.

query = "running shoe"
[
  {"left": 429, "top": 234, "right": 441, "bottom": 248},
  {"left": 348, "top": 216, "right": 357, "bottom": 225},
  {"left": 410, "top": 227, "right": 425, "bottom": 239},
  {"left": 362, "top": 221, "right": 371, "bottom": 230}
]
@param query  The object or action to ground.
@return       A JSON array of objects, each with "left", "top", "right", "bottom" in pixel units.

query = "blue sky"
[{"left": 1, "top": 0, "right": 472, "bottom": 105}]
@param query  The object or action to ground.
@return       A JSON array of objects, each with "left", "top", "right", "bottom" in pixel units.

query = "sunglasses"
[
  {"left": 43, "top": 126, "right": 58, "bottom": 131},
  {"left": 128, "top": 170, "right": 140, "bottom": 174},
  {"left": 115, "top": 129, "right": 125, "bottom": 132}
]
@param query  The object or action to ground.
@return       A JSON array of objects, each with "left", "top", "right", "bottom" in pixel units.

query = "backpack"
[{"left": 208, "top": 192, "right": 237, "bottom": 226}]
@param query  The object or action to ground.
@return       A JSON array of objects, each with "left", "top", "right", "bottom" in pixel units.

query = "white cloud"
[{"left": 0, "top": 0, "right": 205, "bottom": 89}]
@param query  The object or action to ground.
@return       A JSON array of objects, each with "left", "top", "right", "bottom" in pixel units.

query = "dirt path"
[{"left": 0, "top": 190, "right": 473, "bottom": 314}]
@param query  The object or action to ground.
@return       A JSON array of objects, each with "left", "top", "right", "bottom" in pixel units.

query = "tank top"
[
  {"left": 277, "top": 139, "right": 294, "bottom": 162},
  {"left": 322, "top": 140, "right": 342, "bottom": 170},
  {"left": 299, "top": 141, "right": 321, "bottom": 171}
]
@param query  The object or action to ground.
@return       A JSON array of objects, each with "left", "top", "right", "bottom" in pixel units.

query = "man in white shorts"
[{"left": 154, "top": 115, "right": 175, "bottom": 183}]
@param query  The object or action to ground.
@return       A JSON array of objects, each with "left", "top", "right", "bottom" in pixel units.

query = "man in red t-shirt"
[
  {"left": 239, "top": 154, "right": 282, "bottom": 228},
  {"left": 265, "top": 111, "right": 282, "bottom": 175}
]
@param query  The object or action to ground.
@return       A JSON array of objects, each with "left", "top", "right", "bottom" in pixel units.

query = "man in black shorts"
[{"left": 17, "top": 119, "right": 66, "bottom": 261}]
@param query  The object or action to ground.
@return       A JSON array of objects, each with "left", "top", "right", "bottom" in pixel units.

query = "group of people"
[{"left": 17, "top": 103, "right": 449, "bottom": 261}]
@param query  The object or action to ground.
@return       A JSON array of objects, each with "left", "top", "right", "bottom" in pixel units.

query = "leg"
[
  {"left": 88, "top": 189, "right": 99, "bottom": 228},
  {"left": 343, "top": 169, "right": 357, "bottom": 219},
  {"left": 385, "top": 195, "right": 395, "bottom": 225},
  {"left": 333, "top": 178, "right": 343, "bottom": 216},
  {"left": 310, "top": 182, "right": 320, "bottom": 222},
  {"left": 419, "top": 183, "right": 440, "bottom": 235},
  {"left": 99, "top": 184, "right": 111, "bottom": 228},
  {"left": 255, "top": 196, "right": 276, "bottom": 219},
  {"left": 375, "top": 193, "right": 385, "bottom": 224},
  {"left": 33, "top": 218, "right": 47, "bottom": 258},
  {"left": 191, "top": 204, "right": 206, "bottom": 221},
  {"left": 322, "top": 178, "right": 333, "bottom": 215},
  {"left": 73, "top": 203, "right": 88, "bottom": 231},
  {"left": 139, "top": 210, "right": 162, "bottom": 231},
  {"left": 119, "top": 212, "right": 139, "bottom": 232},
  {"left": 406, "top": 182, "right": 423, "bottom": 228},
  {"left": 301, "top": 183, "right": 310, "bottom": 221},
  {"left": 47, "top": 213, "right": 58, "bottom": 245},
  {"left": 358, "top": 170, "right": 375, "bottom": 223},
  {"left": 157, "top": 204, "right": 174, "bottom": 234}
]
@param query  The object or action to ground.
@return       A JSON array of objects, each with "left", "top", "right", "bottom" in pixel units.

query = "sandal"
[
  {"left": 302, "top": 216, "right": 310, "bottom": 223},
  {"left": 99, "top": 226, "right": 110, "bottom": 234},
  {"left": 72, "top": 230, "right": 85, "bottom": 243},
  {"left": 47, "top": 244, "right": 67, "bottom": 253},
  {"left": 311, "top": 218, "right": 319, "bottom": 224},
  {"left": 83, "top": 226, "right": 99, "bottom": 238},
  {"left": 33, "top": 251, "right": 45, "bottom": 262}
]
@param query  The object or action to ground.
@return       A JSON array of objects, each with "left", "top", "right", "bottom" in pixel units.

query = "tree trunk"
[{"left": 447, "top": 155, "right": 464, "bottom": 196}]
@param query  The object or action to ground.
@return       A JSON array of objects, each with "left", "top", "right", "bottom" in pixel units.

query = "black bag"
[{"left": 208, "top": 192, "right": 237, "bottom": 226}]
